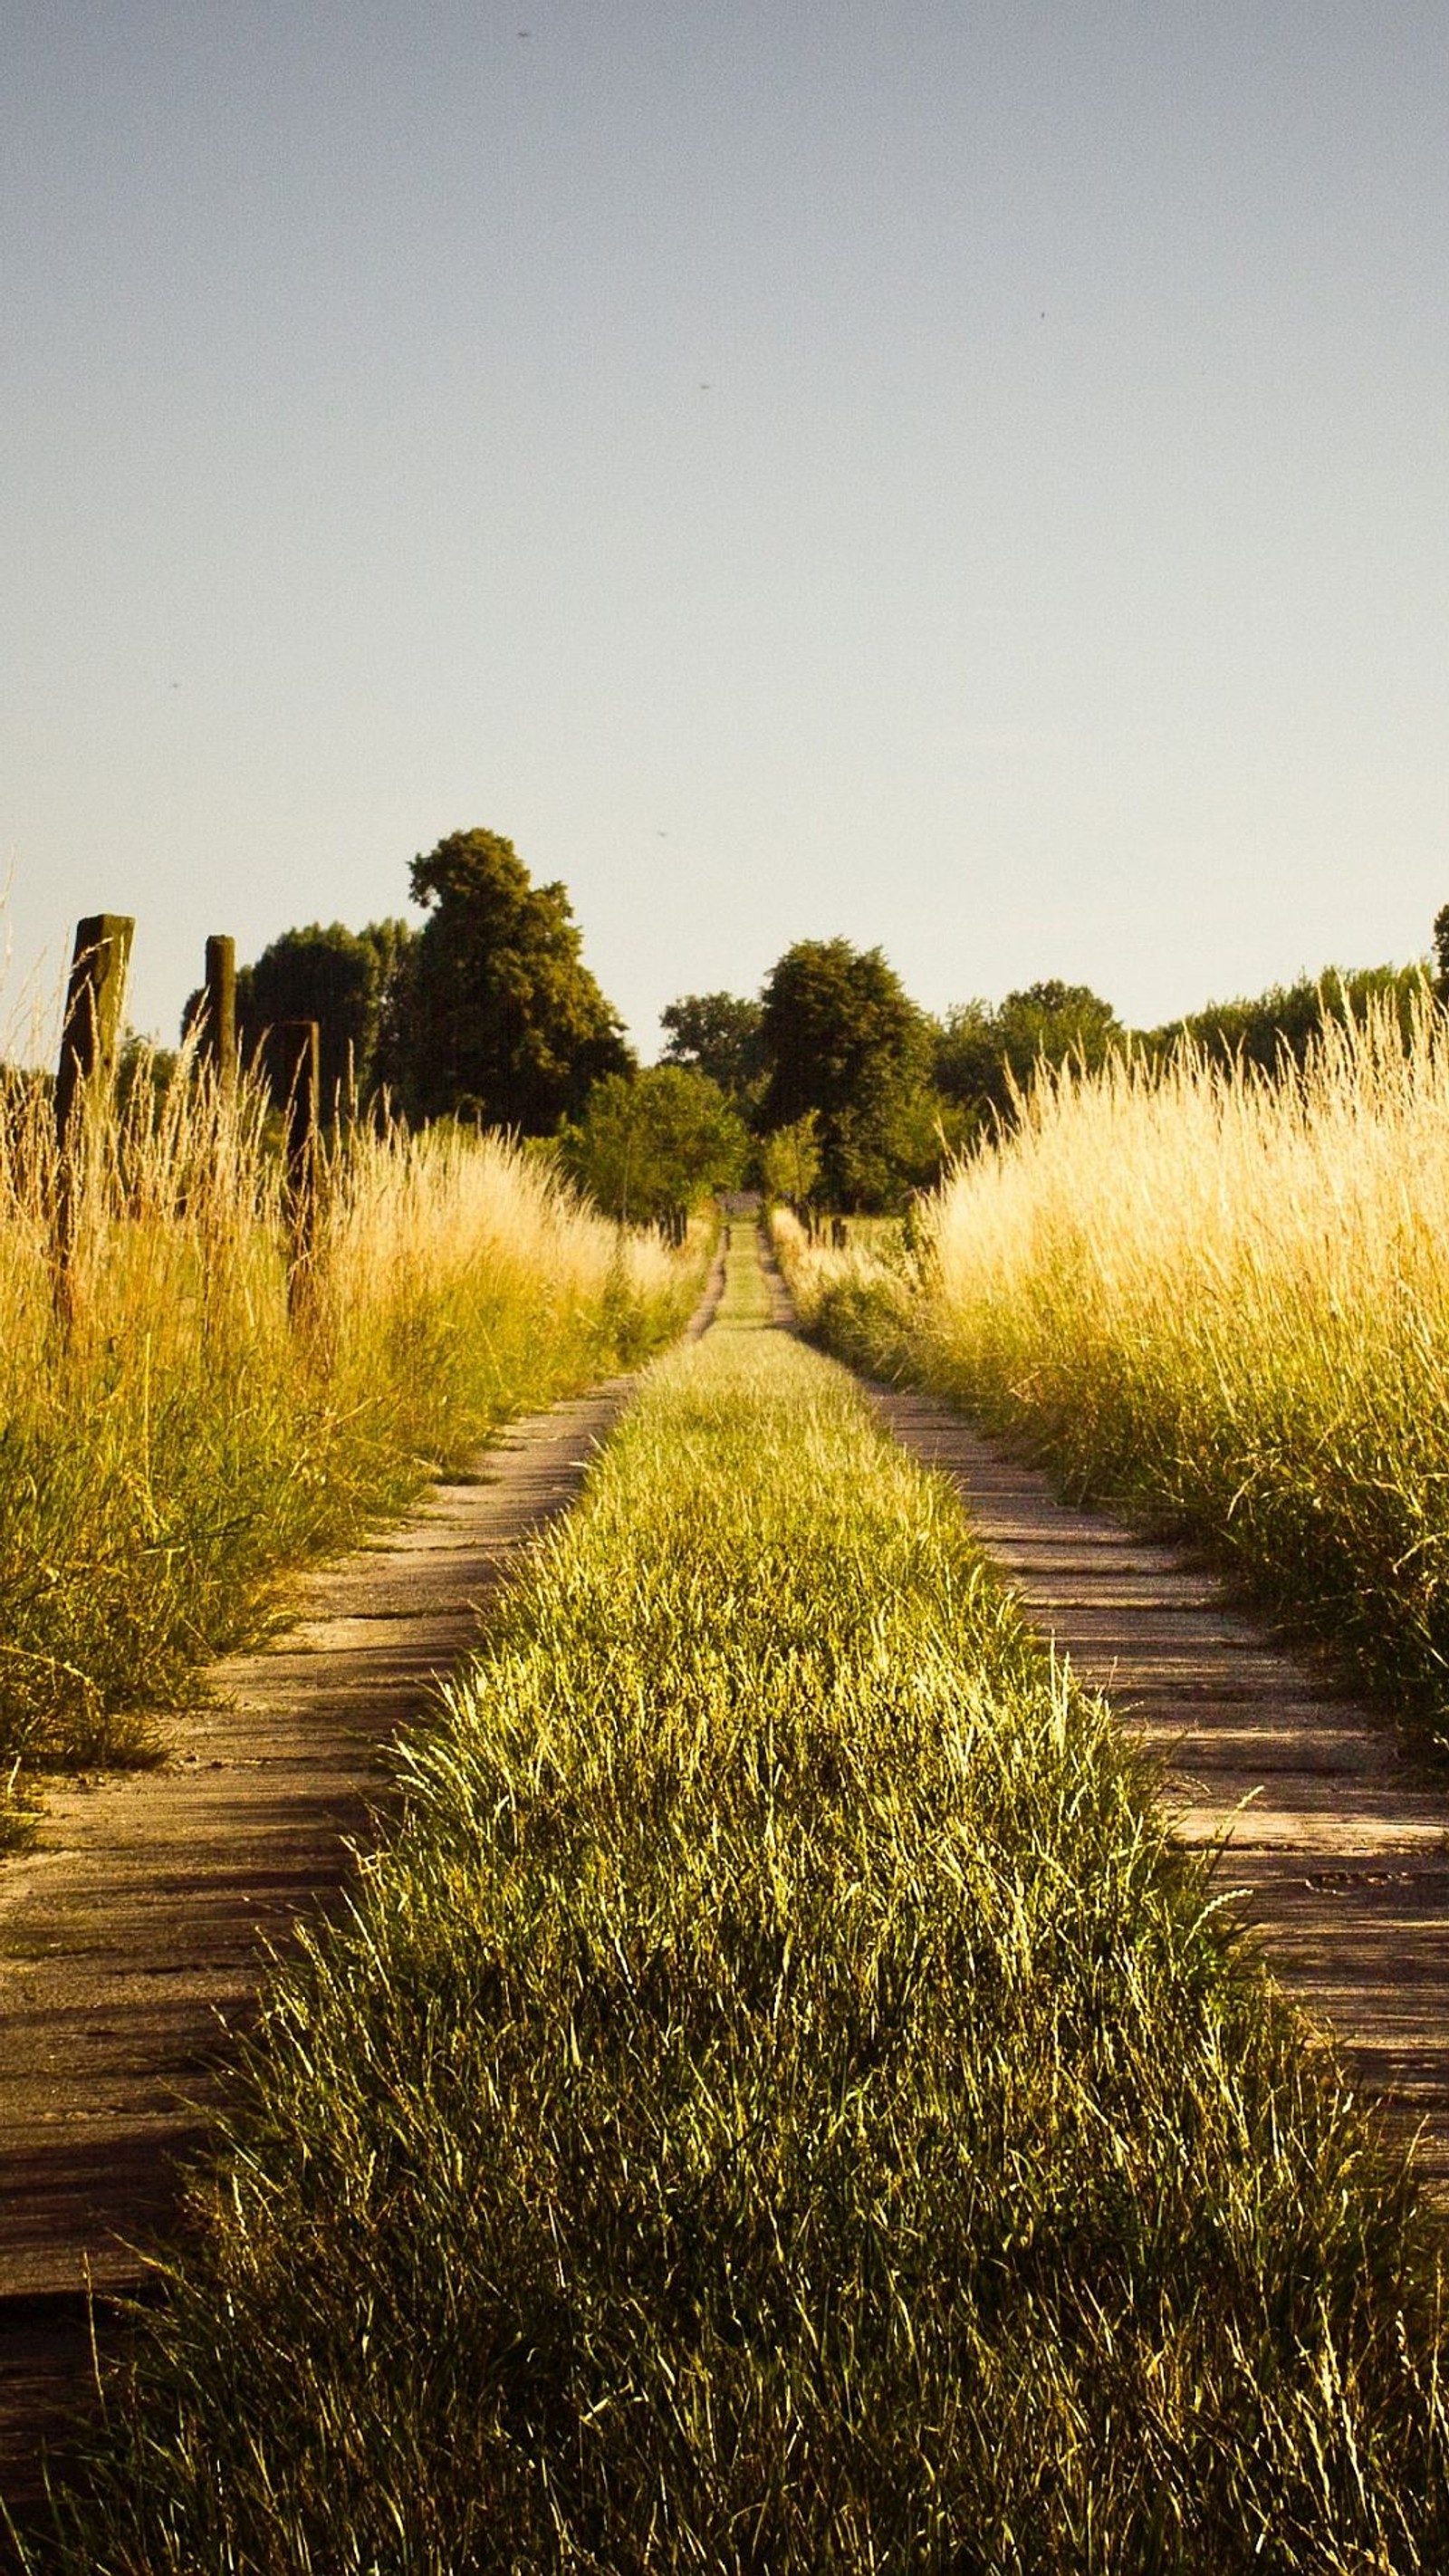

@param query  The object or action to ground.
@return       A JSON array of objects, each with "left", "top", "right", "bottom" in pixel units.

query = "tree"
[
  {"left": 757, "top": 1111, "right": 821, "bottom": 1206},
  {"left": 187, "top": 919, "right": 414, "bottom": 1115},
  {"left": 395, "top": 830, "right": 632, "bottom": 1129},
  {"left": 1143, "top": 965, "right": 1428, "bottom": 1076},
  {"left": 757, "top": 938, "right": 932, "bottom": 1209},
  {"left": 560, "top": 1065, "right": 746, "bottom": 1223},
  {"left": 934, "top": 980, "right": 1123, "bottom": 1126},
  {"left": 659, "top": 992, "right": 766, "bottom": 1107},
  {"left": 117, "top": 1033, "right": 178, "bottom": 1119}
]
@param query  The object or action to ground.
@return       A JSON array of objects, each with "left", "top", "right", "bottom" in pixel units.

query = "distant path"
[
  {"left": 764, "top": 1234, "right": 1449, "bottom": 2191},
  {"left": 0, "top": 1250, "right": 724, "bottom": 2504}
]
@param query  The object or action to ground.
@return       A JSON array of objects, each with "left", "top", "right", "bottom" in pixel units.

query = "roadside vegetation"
[
  {"left": 781, "top": 991, "right": 1449, "bottom": 1728},
  {"left": 33, "top": 1244, "right": 1449, "bottom": 2571},
  {"left": 230, "top": 818, "right": 1449, "bottom": 1224},
  {"left": 0, "top": 1048, "right": 687, "bottom": 1792},
  {"left": 557, "top": 1062, "right": 748, "bottom": 1225},
  {"left": 1139, "top": 957, "right": 1433, "bottom": 1077}
]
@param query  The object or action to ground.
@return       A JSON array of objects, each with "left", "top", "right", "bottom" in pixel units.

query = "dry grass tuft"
[
  {"left": 0, "top": 1048, "right": 687, "bottom": 1772},
  {"left": 793, "top": 995, "right": 1449, "bottom": 1720}
]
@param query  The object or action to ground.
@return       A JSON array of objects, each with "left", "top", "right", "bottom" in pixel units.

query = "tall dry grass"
[
  {"left": 0, "top": 1047, "right": 686, "bottom": 1779},
  {"left": 787, "top": 996, "right": 1449, "bottom": 1723}
]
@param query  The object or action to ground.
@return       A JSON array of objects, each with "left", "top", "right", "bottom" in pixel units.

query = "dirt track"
[
  {"left": 870, "top": 1388, "right": 1449, "bottom": 2183},
  {"left": 0, "top": 1254, "right": 728, "bottom": 2508},
  {"left": 7, "top": 1233, "right": 1449, "bottom": 2511},
  {"left": 761, "top": 1233, "right": 1449, "bottom": 2187}
]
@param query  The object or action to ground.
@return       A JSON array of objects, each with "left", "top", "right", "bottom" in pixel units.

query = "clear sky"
[{"left": 4, "top": 1, "right": 1446, "bottom": 1058}]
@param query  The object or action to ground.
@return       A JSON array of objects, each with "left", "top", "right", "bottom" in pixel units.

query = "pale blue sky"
[{"left": 4, "top": 1, "right": 1446, "bottom": 1056}]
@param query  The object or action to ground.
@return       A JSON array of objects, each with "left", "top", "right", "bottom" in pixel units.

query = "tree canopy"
[
  {"left": 756, "top": 1111, "right": 821, "bottom": 1206},
  {"left": 934, "top": 980, "right": 1124, "bottom": 1126},
  {"left": 230, "top": 920, "right": 413, "bottom": 1114},
  {"left": 758, "top": 939, "right": 934, "bottom": 1209},
  {"left": 658, "top": 992, "right": 766, "bottom": 1107},
  {"left": 394, "top": 830, "right": 632, "bottom": 1129},
  {"left": 560, "top": 1065, "right": 746, "bottom": 1223},
  {"left": 1143, "top": 964, "right": 1429, "bottom": 1075}
]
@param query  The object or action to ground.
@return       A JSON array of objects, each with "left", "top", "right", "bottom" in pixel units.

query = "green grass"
[{"left": 30, "top": 1240, "right": 1449, "bottom": 2572}]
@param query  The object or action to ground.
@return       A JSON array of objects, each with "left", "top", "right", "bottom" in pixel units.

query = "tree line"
[
  {"left": 168, "top": 824, "right": 1446, "bottom": 1223},
  {"left": 196, "top": 826, "right": 1134, "bottom": 1218}
]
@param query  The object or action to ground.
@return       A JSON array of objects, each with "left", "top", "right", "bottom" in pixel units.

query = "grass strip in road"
[{"left": 38, "top": 1246, "right": 1449, "bottom": 2572}]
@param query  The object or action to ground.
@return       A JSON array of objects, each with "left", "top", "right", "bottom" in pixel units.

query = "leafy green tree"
[
  {"left": 934, "top": 980, "right": 1123, "bottom": 1126},
  {"left": 757, "top": 1111, "right": 821, "bottom": 1205},
  {"left": 561, "top": 1065, "right": 746, "bottom": 1223},
  {"left": 659, "top": 992, "right": 766, "bottom": 1108},
  {"left": 396, "top": 830, "right": 631, "bottom": 1129},
  {"left": 359, "top": 918, "right": 418, "bottom": 1095},
  {"left": 117, "top": 1033, "right": 178, "bottom": 1117},
  {"left": 758, "top": 939, "right": 932, "bottom": 1209},
  {"left": 186, "top": 920, "right": 414, "bottom": 1115},
  {"left": 1144, "top": 965, "right": 1429, "bottom": 1075}
]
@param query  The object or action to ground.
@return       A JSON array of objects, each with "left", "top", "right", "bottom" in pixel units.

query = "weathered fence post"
[
  {"left": 270, "top": 1018, "right": 320, "bottom": 1320},
  {"left": 53, "top": 913, "right": 135, "bottom": 1322},
  {"left": 55, "top": 914, "right": 134, "bottom": 1147},
  {"left": 203, "top": 934, "right": 236, "bottom": 1086}
]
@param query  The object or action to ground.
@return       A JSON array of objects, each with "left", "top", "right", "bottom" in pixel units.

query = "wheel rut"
[
  {"left": 0, "top": 1254, "right": 724, "bottom": 2505},
  {"left": 762, "top": 1230, "right": 1449, "bottom": 2196},
  {"left": 868, "top": 1385, "right": 1449, "bottom": 2193},
  {"left": 10, "top": 1230, "right": 1444, "bottom": 2506}
]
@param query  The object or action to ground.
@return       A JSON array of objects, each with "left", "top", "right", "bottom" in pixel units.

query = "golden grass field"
[
  {"left": 0, "top": 1044, "right": 688, "bottom": 1783},
  {"left": 781, "top": 996, "right": 1449, "bottom": 1716}
]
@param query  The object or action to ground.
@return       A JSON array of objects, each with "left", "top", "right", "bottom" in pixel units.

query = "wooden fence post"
[
  {"left": 203, "top": 934, "right": 236, "bottom": 1086},
  {"left": 53, "top": 913, "right": 135, "bottom": 1321},
  {"left": 270, "top": 1019, "right": 320, "bottom": 1320},
  {"left": 55, "top": 914, "right": 135, "bottom": 1147}
]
